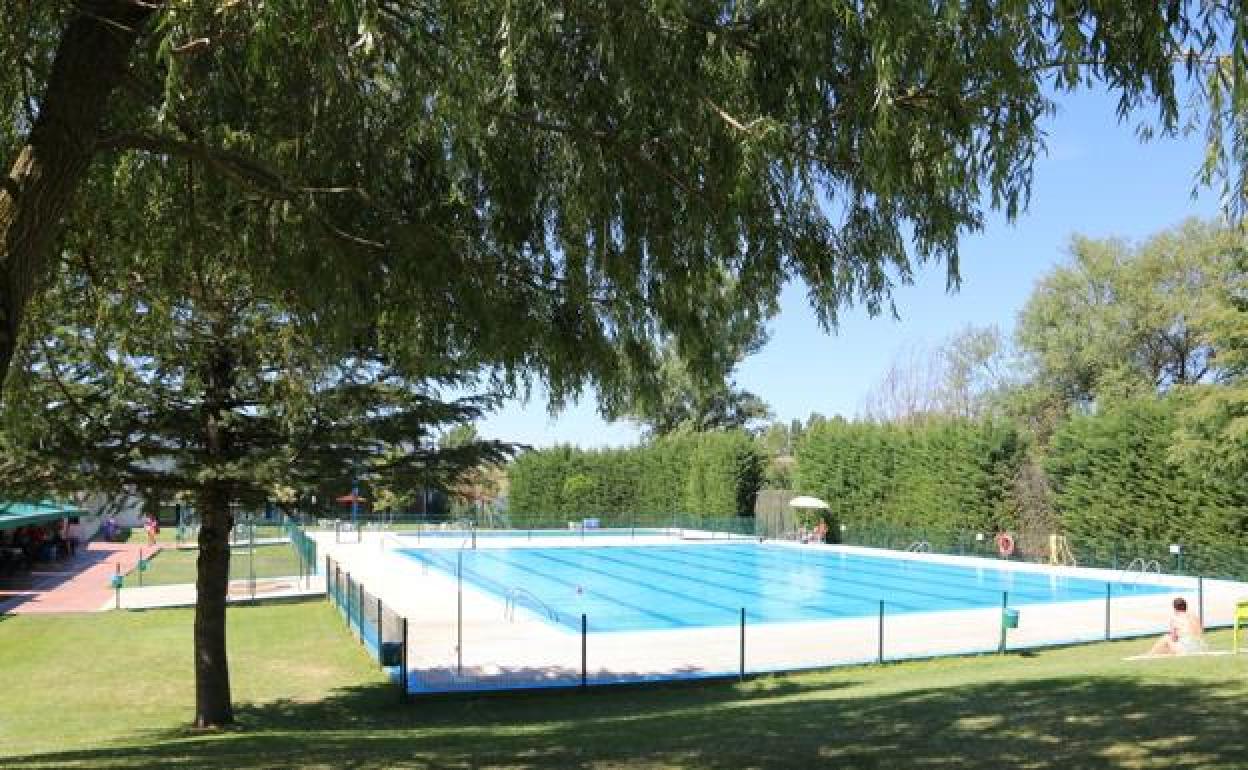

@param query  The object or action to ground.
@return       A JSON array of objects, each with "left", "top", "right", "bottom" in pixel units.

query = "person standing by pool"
[
  {"left": 102, "top": 514, "right": 117, "bottom": 542},
  {"left": 1148, "top": 597, "right": 1203, "bottom": 655},
  {"left": 66, "top": 517, "right": 83, "bottom": 556}
]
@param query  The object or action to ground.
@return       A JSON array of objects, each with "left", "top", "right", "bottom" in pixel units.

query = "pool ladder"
[
  {"left": 504, "top": 587, "right": 560, "bottom": 624},
  {"left": 1122, "top": 557, "right": 1162, "bottom": 582}
]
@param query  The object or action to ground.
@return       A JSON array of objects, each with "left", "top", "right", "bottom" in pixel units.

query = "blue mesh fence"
[
  {"left": 305, "top": 512, "right": 756, "bottom": 538},
  {"left": 325, "top": 554, "right": 409, "bottom": 700},
  {"left": 286, "top": 518, "right": 319, "bottom": 577}
]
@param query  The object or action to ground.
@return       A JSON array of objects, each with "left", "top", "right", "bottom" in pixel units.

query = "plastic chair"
[{"left": 1234, "top": 600, "right": 1248, "bottom": 654}]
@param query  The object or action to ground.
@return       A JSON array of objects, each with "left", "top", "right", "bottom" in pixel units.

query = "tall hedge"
[
  {"left": 508, "top": 430, "right": 763, "bottom": 517},
  {"left": 794, "top": 416, "right": 1025, "bottom": 533},
  {"left": 1046, "top": 396, "right": 1248, "bottom": 547},
  {"left": 510, "top": 398, "right": 1248, "bottom": 551}
]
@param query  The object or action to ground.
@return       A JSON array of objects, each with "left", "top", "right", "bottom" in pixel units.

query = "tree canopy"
[
  {"left": 603, "top": 318, "right": 773, "bottom": 437},
  {"left": 4, "top": 1, "right": 1248, "bottom": 409},
  {"left": 1015, "top": 219, "right": 1238, "bottom": 408},
  {"left": 1176, "top": 232, "right": 1248, "bottom": 479},
  {"left": 0, "top": 231, "right": 515, "bottom": 726},
  {"left": 861, "top": 325, "right": 1014, "bottom": 422},
  {"left": 3, "top": 1, "right": 1248, "bottom": 729}
]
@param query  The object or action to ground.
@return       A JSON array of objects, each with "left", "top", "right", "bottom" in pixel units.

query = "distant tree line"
[
  {"left": 509, "top": 219, "right": 1248, "bottom": 551},
  {"left": 793, "top": 219, "right": 1248, "bottom": 549},
  {"left": 509, "top": 431, "right": 763, "bottom": 518}
]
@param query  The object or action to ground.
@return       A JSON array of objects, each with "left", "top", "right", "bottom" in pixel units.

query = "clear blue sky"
[{"left": 474, "top": 86, "right": 1221, "bottom": 449}]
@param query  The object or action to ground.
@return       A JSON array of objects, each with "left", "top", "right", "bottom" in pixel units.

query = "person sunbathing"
[{"left": 1147, "top": 597, "right": 1203, "bottom": 656}]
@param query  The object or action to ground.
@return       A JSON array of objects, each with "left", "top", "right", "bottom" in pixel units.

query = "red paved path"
[{"left": 0, "top": 541, "right": 162, "bottom": 614}]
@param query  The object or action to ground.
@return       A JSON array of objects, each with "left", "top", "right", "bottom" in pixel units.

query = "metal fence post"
[
  {"left": 457, "top": 551, "right": 463, "bottom": 676},
  {"left": 1198, "top": 576, "right": 1204, "bottom": 630},
  {"left": 998, "top": 591, "right": 1009, "bottom": 654},
  {"left": 877, "top": 600, "right": 884, "bottom": 664},
  {"left": 399, "top": 617, "right": 409, "bottom": 704},
  {"left": 1105, "top": 582, "right": 1111, "bottom": 640},
  {"left": 345, "top": 573, "right": 352, "bottom": 629},
  {"left": 739, "top": 608, "right": 746, "bottom": 680},
  {"left": 581, "top": 613, "right": 588, "bottom": 688},
  {"left": 250, "top": 535, "right": 256, "bottom": 602},
  {"left": 376, "top": 597, "right": 383, "bottom": 658}
]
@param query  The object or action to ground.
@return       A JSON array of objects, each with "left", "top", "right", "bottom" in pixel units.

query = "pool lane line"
[
  {"left": 405, "top": 547, "right": 689, "bottom": 632},
  {"left": 759, "top": 542, "right": 1172, "bottom": 596},
  {"left": 643, "top": 545, "right": 1067, "bottom": 609},
  {"left": 492, "top": 547, "right": 749, "bottom": 627},
  {"left": 752, "top": 544, "right": 1166, "bottom": 601},
  {"left": 572, "top": 545, "right": 911, "bottom": 616},
  {"left": 667, "top": 542, "right": 1166, "bottom": 611},
  {"left": 466, "top": 548, "right": 696, "bottom": 630}
]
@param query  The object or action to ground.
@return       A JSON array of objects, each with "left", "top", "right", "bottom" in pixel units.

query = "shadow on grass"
[{"left": 5, "top": 673, "right": 1246, "bottom": 769}]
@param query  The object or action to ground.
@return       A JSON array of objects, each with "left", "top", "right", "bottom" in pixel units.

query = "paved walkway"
[
  {"left": 0, "top": 541, "right": 159, "bottom": 614},
  {"left": 120, "top": 575, "right": 326, "bottom": 610}
]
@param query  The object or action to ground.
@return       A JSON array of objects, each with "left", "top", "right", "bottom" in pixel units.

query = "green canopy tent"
[{"left": 0, "top": 501, "right": 87, "bottom": 531}]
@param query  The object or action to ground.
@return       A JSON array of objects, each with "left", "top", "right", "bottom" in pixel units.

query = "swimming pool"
[
  {"left": 400, "top": 527, "right": 673, "bottom": 539},
  {"left": 399, "top": 542, "right": 1172, "bottom": 633}
]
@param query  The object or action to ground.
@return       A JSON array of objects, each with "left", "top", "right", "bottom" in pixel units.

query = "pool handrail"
[
  {"left": 1122, "top": 557, "right": 1163, "bottom": 582},
  {"left": 504, "top": 586, "right": 560, "bottom": 624}
]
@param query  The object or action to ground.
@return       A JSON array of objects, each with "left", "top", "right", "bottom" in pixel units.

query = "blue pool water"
[
  {"left": 406, "top": 527, "right": 672, "bottom": 539},
  {"left": 399, "top": 543, "right": 1173, "bottom": 633}
]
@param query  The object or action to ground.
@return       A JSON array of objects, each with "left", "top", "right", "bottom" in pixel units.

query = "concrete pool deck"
[{"left": 314, "top": 531, "right": 1248, "bottom": 693}]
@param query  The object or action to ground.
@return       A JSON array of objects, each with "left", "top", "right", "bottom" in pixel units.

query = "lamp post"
[
  {"left": 351, "top": 461, "right": 360, "bottom": 528},
  {"left": 423, "top": 460, "right": 431, "bottom": 517},
  {"left": 228, "top": 499, "right": 241, "bottom": 547}
]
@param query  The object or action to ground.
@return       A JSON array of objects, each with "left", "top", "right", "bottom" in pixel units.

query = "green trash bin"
[{"left": 1002, "top": 608, "right": 1020, "bottom": 629}]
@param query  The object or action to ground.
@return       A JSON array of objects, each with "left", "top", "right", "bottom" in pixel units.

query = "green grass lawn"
[
  {"left": 119, "top": 523, "right": 288, "bottom": 546},
  {"left": 125, "top": 543, "right": 306, "bottom": 586},
  {"left": 117, "top": 527, "right": 181, "bottom": 545},
  {"left": 1, "top": 602, "right": 1246, "bottom": 768}
]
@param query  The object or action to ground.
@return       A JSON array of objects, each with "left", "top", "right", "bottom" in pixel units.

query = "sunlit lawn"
[
  {"left": 123, "top": 543, "right": 306, "bottom": 586},
  {"left": 1, "top": 601, "right": 1246, "bottom": 768},
  {"left": 118, "top": 523, "right": 288, "bottom": 547}
]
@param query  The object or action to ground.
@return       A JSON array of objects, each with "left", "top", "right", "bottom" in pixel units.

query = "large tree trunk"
[
  {"left": 0, "top": 2, "right": 153, "bottom": 397},
  {"left": 193, "top": 338, "right": 237, "bottom": 728},
  {"left": 194, "top": 481, "right": 234, "bottom": 727}
]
